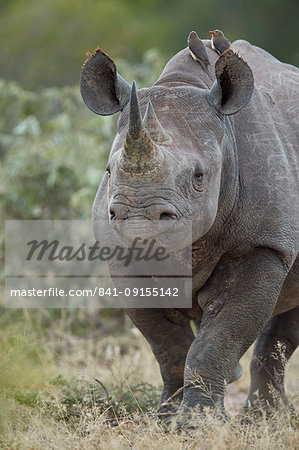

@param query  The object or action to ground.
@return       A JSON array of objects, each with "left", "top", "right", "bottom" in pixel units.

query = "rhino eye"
[
  {"left": 106, "top": 163, "right": 111, "bottom": 175},
  {"left": 194, "top": 171, "right": 204, "bottom": 182},
  {"left": 193, "top": 163, "right": 204, "bottom": 191}
]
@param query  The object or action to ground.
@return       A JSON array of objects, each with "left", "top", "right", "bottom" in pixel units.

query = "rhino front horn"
[
  {"left": 127, "top": 80, "right": 143, "bottom": 139},
  {"left": 120, "top": 82, "right": 164, "bottom": 172}
]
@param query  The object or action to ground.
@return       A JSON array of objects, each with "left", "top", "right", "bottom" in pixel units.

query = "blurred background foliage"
[{"left": 0, "top": 0, "right": 298, "bottom": 90}]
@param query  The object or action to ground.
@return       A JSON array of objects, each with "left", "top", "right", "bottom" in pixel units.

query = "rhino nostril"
[
  {"left": 159, "top": 212, "right": 177, "bottom": 220},
  {"left": 109, "top": 208, "right": 116, "bottom": 220}
]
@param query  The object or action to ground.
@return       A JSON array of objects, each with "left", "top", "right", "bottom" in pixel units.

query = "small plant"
[
  {"left": 9, "top": 390, "right": 40, "bottom": 408},
  {"left": 33, "top": 376, "right": 161, "bottom": 423}
]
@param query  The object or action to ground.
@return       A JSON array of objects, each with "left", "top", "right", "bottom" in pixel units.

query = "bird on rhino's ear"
[
  {"left": 208, "top": 50, "right": 254, "bottom": 115},
  {"left": 80, "top": 48, "right": 131, "bottom": 116},
  {"left": 209, "top": 29, "right": 231, "bottom": 55}
]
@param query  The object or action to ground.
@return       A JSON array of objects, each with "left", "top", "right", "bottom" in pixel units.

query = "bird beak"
[{"left": 209, "top": 30, "right": 214, "bottom": 35}]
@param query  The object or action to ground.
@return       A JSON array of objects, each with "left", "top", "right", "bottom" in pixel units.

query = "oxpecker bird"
[
  {"left": 209, "top": 29, "right": 231, "bottom": 55},
  {"left": 188, "top": 31, "right": 211, "bottom": 76}
]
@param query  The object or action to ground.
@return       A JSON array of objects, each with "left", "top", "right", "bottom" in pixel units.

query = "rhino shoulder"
[
  {"left": 232, "top": 39, "right": 298, "bottom": 72},
  {"left": 232, "top": 39, "right": 278, "bottom": 62}
]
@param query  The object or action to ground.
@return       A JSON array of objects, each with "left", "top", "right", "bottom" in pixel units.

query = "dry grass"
[
  {"left": 4, "top": 407, "right": 299, "bottom": 450},
  {"left": 0, "top": 313, "right": 298, "bottom": 449}
]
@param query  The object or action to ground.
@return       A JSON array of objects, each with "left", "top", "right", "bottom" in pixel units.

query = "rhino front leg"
[
  {"left": 194, "top": 318, "right": 243, "bottom": 383},
  {"left": 125, "top": 308, "right": 195, "bottom": 413},
  {"left": 244, "top": 305, "right": 299, "bottom": 417},
  {"left": 177, "top": 248, "right": 289, "bottom": 424}
]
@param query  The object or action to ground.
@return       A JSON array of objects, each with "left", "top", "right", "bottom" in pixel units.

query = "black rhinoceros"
[{"left": 80, "top": 36, "right": 299, "bottom": 423}]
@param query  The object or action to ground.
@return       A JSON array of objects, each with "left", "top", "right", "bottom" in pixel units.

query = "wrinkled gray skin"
[{"left": 81, "top": 39, "right": 299, "bottom": 424}]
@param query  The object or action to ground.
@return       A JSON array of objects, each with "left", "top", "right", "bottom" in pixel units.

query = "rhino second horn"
[{"left": 143, "top": 101, "right": 170, "bottom": 143}]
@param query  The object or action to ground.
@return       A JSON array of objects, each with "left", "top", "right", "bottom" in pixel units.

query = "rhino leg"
[
  {"left": 125, "top": 308, "right": 194, "bottom": 413},
  {"left": 243, "top": 305, "right": 299, "bottom": 417},
  {"left": 174, "top": 248, "right": 289, "bottom": 426},
  {"left": 194, "top": 318, "right": 242, "bottom": 383}
]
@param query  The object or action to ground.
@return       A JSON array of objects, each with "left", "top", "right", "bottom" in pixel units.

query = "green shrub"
[{"left": 12, "top": 376, "right": 161, "bottom": 422}]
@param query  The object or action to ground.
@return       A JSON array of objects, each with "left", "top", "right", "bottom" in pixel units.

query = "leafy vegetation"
[
  {"left": 9, "top": 376, "right": 160, "bottom": 423},
  {"left": 43, "top": 377, "right": 159, "bottom": 421},
  {"left": 0, "top": 80, "right": 111, "bottom": 221}
]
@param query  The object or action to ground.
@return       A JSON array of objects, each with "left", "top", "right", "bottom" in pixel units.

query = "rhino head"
[{"left": 81, "top": 45, "right": 253, "bottom": 249}]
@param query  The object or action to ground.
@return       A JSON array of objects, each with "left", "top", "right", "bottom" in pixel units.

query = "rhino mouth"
[
  {"left": 109, "top": 216, "right": 191, "bottom": 252},
  {"left": 111, "top": 216, "right": 177, "bottom": 237}
]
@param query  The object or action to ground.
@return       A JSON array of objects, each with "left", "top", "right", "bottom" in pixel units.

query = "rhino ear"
[
  {"left": 208, "top": 50, "right": 254, "bottom": 115},
  {"left": 80, "top": 48, "right": 131, "bottom": 116}
]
